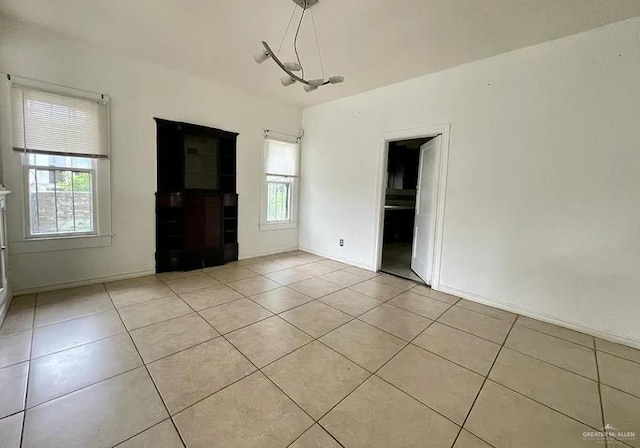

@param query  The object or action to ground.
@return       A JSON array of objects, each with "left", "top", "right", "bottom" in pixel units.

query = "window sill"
[
  {"left": 259, "top": 221, "right": 298, "bottom": 232},
  {"left": 10, "top": 234, "right": 113, "bottom": 255}
]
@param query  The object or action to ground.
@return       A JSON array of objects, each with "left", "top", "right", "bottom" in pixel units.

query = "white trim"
[
  {"left": 438, "top": 284, "right": 640, "bottom": 350},
  {"left": 13, "top": 268, "right": 155, "bottom": 295},
  {"left": 374, "top": 123, "right": 451, "bottom": 289},
  {"left": 298, "top": 245, "right": 375, "bottom": 271},
  {"left": 259, "top": 221, "right": 299, "bottom": 232},
  {"left": 11, "top": 234, "right": 112, "bottom": 254}
]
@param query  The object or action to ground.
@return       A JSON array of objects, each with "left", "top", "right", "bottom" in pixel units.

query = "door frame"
[{"left": 373, "top": 123, "right": 451, "bottom": 289}]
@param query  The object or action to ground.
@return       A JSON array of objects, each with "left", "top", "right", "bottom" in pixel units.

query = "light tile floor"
[
  {"left": 381, "top": 241, "right": 423, "bottom": 283},
  {"left": 0, "top": 250, "right": 638, "bottom": 447}
]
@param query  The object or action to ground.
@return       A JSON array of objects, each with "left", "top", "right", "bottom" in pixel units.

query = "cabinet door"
[
  {"left": 204, "top": 196, "right": 222, "bottom": 249},
  {"left": 184, "top": 196, "right": 205, "bottom": 251}
]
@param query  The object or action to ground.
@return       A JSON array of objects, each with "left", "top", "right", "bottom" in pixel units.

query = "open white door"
[{"left": 411, "top": 136, "right": 441, "bottom": 284}]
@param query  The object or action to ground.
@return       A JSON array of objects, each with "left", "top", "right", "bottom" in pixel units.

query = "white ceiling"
[{"left": 2, "top": 0, "right": 640, "bottom": 107}]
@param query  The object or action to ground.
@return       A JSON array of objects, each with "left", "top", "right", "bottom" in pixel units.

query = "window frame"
[
  {"left": 22, "top": 156, "right": 99, "bottom": 239},
  {"left": 260, "top": 136, "right": 300, "bottom": 232},
  {"left": 2, "top": 75, "right": 112, "bottom": 254}
]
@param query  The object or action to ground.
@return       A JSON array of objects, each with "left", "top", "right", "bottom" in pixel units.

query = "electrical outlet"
[{"left": 339, "top": 239, "right": 344, "bottom": 247}]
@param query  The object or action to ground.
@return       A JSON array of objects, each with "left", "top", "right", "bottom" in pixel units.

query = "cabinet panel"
[
  {"left": 204, "top": 196, "right": 222, "bottom": 248},
  {"left": 184, "top": 196, "right": 205, "bottom": 251}
]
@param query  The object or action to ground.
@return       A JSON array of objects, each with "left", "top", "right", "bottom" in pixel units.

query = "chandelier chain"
[
  {"left": 276, "top": 3, "right": 298, "bottom": 57},
  {"left": 293, "top": 2, "right": 307, "bottom": 79},
  {"left": 310, "top": 7, "right": 325, "bottom": 80}
]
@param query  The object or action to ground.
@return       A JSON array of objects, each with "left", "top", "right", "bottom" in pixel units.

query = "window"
[
  {"left": 24, "top": 154, "right": 95, "bottom": 236},
  {"left": 11, "top": 83, "right": 110, "bottom": 241},
  {"left": 267, "top": 176, "right": 292, "bottom": 221},
  {"left": 261, "top": 137, "right": 300, "bottom": 230}
]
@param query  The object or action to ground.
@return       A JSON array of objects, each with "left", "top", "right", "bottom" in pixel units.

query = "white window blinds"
[
  {"left": 265, "top": 138, "right": 299, "bottom": 177},
  {"left": 12, "top": 85, "right": 109, "bottom": 159}
]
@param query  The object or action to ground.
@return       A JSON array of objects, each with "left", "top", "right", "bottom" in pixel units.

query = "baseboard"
[
  {"left": 298, "top": 246, "right": 374, "bottom": 271},
  {"left": 13, "top": 246, "right": 299, "bottom": 294},
  {"left": 438, "top": 284, "right": 640, "bottom": 350},
  {"left": 239, "top": 246, "right": 299, "bottom": 260},
  {"left": 13, "top": 269, "right": 156, "bottom": 295}
]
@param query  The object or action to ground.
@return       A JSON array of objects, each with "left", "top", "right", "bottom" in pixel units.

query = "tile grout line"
[
  {"left": 495, "top": 343, "right": 600, "bottom": 383},
  {"left": 28, "top": 330, "right": 127, "bottom": 363},
  {"left": 511, "top": 319, "right": 597, "bottom": 350},
  {"left": 20, "top": 305, "right": 117, "bottom": 332},
  {"left": 160, "top": 264, "right": 460, "bottom": 443},
  {"left": 157, "top": 280, "right": 324, "bottom": 443},
  {"left": 447, "top": 317, "right": 518, "bottom": 448},
  {"left": 592, "top": 349, "right": 633, "bottom": 447},
  {"left": 310, "top": 313, "right": 492, "bottom": 442},
  {"left": 17, "top": 316, "right": 385, "bottom": 420},
  {"left": 154, "top": 265, "right": 409, "bottom": 338},
  {"left": 284, "top": 423, "right": 347, "bottom": 448},
  {"left": 197, "top": 269, "right": 414, "bottom": 344},
  {"left": 156, "top": 259, "right": 424, "bottom": 327},
  {"left": 111, "top": 418, "right": 179, "bottom": 448},
  {"left": 103, "top": 283, "right": 189, "bottom": 448},
  {"left": 111, "top": 292, "right": 181, "bottom": 312},
  {"left": 406, "top": 339, "right": 493, "bottom": 378},
  {"left": 23, "top": 362, "right": 150, "bottom": 412},
  {"left": 196, "top": 334, "right": 320, "bottom": 443},
  {"left": 18, "top": 294, "right": 38, "bottom": 448},
  {"left": 156, "top": 266, "right": 419, "bottom": 445},
  {"left": 481, "top": 377, "right": 612, "bottom": 434},
  {"left": 594, "top": 347, "right": 640, "bottom": 366},
  {"left": 20, "top": 297, "right": 236, "bottom": 364},
  {"left": 315, "top": 302, "right": 613, "bottom": 446},
  {"left": 312, "top": 316, "right": 447, "bottom": 426},
  {"left": 275, "top": 303, "right": 356, "bottom": 341}
]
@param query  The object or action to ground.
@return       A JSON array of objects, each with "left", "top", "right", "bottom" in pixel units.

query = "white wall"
[
  {"left": 0, "top": 17, "right": 302, "bottom": 292},
  {"left": 300, "top": 17, "right": 640, "bottom": 346}
]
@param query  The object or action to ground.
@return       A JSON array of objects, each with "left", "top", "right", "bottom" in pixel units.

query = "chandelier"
[{"left": 253, "top": 0, "right": 344, "bottom": 92}]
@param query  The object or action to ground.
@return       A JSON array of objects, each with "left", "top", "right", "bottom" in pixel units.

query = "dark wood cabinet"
[{"left": 155, "top": 119, "right": 238, "bottom": 273}]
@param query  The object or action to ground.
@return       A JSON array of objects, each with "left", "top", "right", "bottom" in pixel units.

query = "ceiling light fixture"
[{"left": 253, "top": 0, "right": 344, "bottom": 93}]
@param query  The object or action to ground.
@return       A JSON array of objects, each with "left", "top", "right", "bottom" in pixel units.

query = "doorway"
[
  {"left": 375, "top": 124, "right": 450, "bottom": 288},
  {"left": 381, "top": 138, "right": 432, "bottom": 282}
]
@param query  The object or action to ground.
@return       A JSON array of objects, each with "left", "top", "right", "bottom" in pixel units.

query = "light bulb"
[
  {"left": 304, "top": 84, "right": 318, "bottom": 92},
  {"left": 253, "top": 49, "right": 270, "bottom": 64},
  {"left": 329, "top": 76, "right": 344, "bottom": 84},
  {"left": 281, "top": 77, "right": 296, "bottom": 87},
  {"left": 283, "top": 62, "right": 302, "bottom": 72}
]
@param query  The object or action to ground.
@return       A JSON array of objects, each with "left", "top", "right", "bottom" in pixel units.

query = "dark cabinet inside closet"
[{"left": 155, "top": 118, "right": 238, "bottom": 272}]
